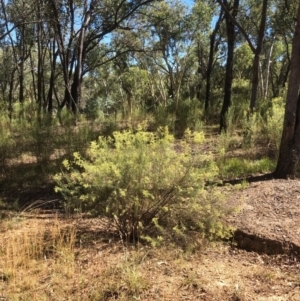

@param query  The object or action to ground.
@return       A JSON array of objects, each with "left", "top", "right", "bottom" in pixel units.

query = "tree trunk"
[
  {"left": 249, "top": 0, "right": 268, "bottom": 112},
  {"left": 19, "top": 23, "right": 26, "bottom": 108},
  {"left": 274, "top": 4, "right": 300, "bottom": 179},
  {"left": 29, "top": 50, "right": 37, "bottom": 102},
  {"left": 70, "top": 72, "right": 79, "bottom": 113},
  {"left": 8, "top": 68, "right": 16, "bottom": 121},
  {"left": 249, "top": 52, "right": 261, "bottom": 111},
  {"left": 19, "top": 72, "right": 24, "bottom": 104},
  {"left": 216, "top": 0, "right": 268, "bottom": 112},
  {"left": 220, "top": 0, "right": 239, "bottom": 132},
  {"left": 205, "top": 10, "right": 223, "bottom": 112},
  {"left": 37, "top": 2, "right": 43, "bottom": 121},
  {"left": 47, "top": 40, "right": 57, "bottom": 113},
  {"left": 264, "top": 37, "right": 275, "bottom": 100},
  {"left": 123, "top": 86, "right": 133, "bottom": 117}
]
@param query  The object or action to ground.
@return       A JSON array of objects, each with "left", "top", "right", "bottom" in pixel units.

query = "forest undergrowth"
[{"left": 0, "top": 104, "right": 289, "bottom": 300}]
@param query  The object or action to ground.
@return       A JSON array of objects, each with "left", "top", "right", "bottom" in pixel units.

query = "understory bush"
[
  {"left": 153, "top": 106, "right": 172, "bottom": 129},
  {"left": 54, "top": 126, "right": 232, "bottom": 244},
  {"left": 256, "top": 100, "right": 284, "bottom": 157},
  {"left": 174, "top": 99, "right": 203, "bottom": 138},
  {"left": 242, "top": 98, "right": 284, "bottom": 156},
  {"left": 0, "top": 119, "right": 15, "bottom": 170}
]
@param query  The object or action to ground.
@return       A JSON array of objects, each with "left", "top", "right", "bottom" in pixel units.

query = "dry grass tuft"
[{"left": 0, "top": 216, "right": 76, "bottom": 300}]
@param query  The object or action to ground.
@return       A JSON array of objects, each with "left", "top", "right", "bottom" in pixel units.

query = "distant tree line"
[{"left": 1, "top": 0, "right": 300, "bottom": 178}]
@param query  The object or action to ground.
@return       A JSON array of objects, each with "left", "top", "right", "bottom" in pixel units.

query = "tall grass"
[{"left": 0, "top": 216, "right": 76, "bottom": 298}]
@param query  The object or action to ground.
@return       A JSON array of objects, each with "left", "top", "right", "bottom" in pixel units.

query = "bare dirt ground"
[{"left": 228, "top": 178, "right": 300, "bottom": 257}]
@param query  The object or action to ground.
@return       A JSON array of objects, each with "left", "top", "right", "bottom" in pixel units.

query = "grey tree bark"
[{"left": 274, "top": 4, "right": 300, "bottom": 179}]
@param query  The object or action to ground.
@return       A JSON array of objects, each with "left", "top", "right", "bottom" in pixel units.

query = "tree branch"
[{"left": 215, "top": 0, "right": 256, "bottom": 53}]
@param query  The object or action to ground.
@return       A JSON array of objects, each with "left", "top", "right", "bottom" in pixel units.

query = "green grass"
[{"left": 217, "top": 157, "right": 275, "bottom": 179}]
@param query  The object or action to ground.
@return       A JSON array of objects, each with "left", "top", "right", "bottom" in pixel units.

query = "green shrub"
[
  {"left": 256, "top": 99, "right": 284, "bottom": 157},
  {"left": 174, "top": 99, "right": 203, "bottom": 138},
  {"left": 29, "top": 119, "right": 54, "bottom": 165},
  {"left": 83, "top": 97, "right": 103, "bottom": 121},
  {"left": 241, "top": 98, "right": 284, "bottom": 156},
  {"left": 0, "top": 119, "right": 15, "bottom": 169},
  {"left": 153, "top": 106, "right": 172, "bottom": 129},
  {"left": 218, "top": 157, "right": 275, "bottom": 179},
  {"left": 54, "top": 126, "right": 231, "bottom": 244}
]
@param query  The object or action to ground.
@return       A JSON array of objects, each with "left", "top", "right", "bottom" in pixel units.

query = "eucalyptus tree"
[
  {"left": 133, "top": 0, "right": 212, "bottom": 111},
  {"left": 219, "top": 0, "right": 296, "bottom": 112},
  {"left": 141, "top": 0, "right": 194, "bottom": 108},
  {"left": 0, "top": 0, "right": 53, "bottom": 116},
  {"left": 216, "top": 0, "right": 269, "bottom": 113},
  {"left": 133, "top": 50, "right": 170, "bottom": 108},
  {"left": 0, "top": 0, "right": 32, "bottom": 41},
  {"left": 267, "top": 0, "right": 297, "bottom": 98},
  {"left": 0, "top": 46, "right": 16, "bottom": 112},
  {"left": 219, "top": 0, "right": 239, "bottom": 132},
  {"left": 269, "top": 38, "right": 291, "bottom": 98},
  {"left": 274, "top": 3, "right": 300, "bottom": 178},
  {"left": 0, "top": 0, "right": 34, "bottom": 106},
  {"left": 47, "top": 0, "right": 157, "bottom": 114},
  {"left": 203, "top": 7, "right": 224, "bottom": 111}
]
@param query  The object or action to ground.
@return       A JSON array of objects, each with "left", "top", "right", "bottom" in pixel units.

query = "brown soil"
[{"left": 228, "top": 178, "right": 300, "bottom": 259}]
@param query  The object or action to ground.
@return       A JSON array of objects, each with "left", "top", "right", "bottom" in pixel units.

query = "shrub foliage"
[{"left": 54, "top": 126, "right": 231, "bottom": 243}]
